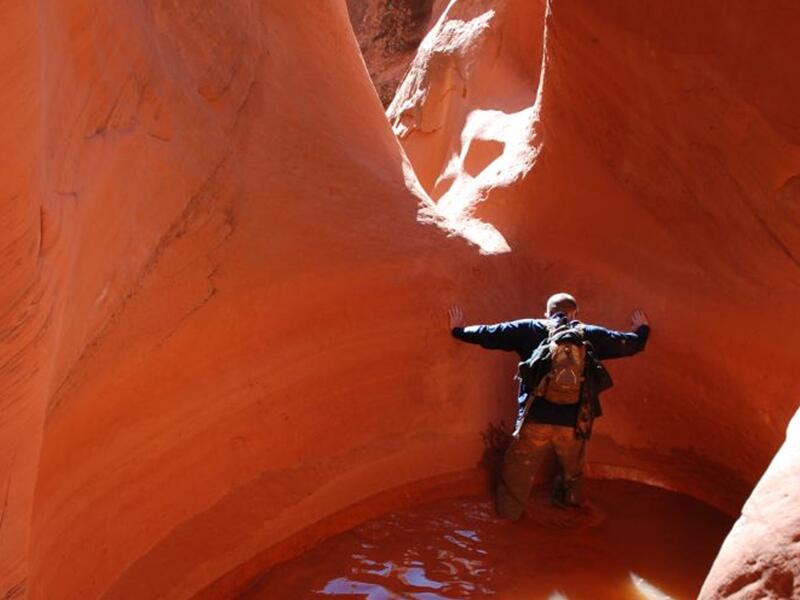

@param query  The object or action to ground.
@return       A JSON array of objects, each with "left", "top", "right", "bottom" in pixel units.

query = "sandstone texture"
[
  {"left": 388, "top": 0, "right": 546, "bottom": 252},
  {"left": 346, "top": 0, "right": 448, "bottom": 106},
  {"left": 1, "top": 1, "right": 799, "bottom": 599},
  {"left": 699, "top": 408, "right": 800, "bottom": 599}
]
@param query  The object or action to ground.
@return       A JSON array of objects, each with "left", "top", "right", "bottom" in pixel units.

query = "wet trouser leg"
[
  {"left": 551, "top": 426, "right": 587, "bottom": 506},
  {"left": 495, "top": 423, "right": 553, "bottom": 520}
]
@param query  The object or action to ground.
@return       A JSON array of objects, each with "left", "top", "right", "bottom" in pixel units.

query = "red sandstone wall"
[
  {"left": 1, "top": 1, "right": 799, "bottom": 598},
  {"left": 388, "top": 0, "right": 546, "bottom": 252},
  {"left": 6, "top": 2, "right": 518, "bottom": 598},
  {"left": 1, "top": 4, "right": 44, "bottom": 597},
  {"left": 391, "top": 0, "right": 800, "bottom": 507},
  {"left": 390, "top": 1, "right": 800, "bottom": 593},
  {"left": 699, "top": 407, "right": 800, "bottom": 599}
]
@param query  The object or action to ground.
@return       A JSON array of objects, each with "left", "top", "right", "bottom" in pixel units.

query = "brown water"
[{"left": 242, "top": 479, "right": 733, "bottom": 599}]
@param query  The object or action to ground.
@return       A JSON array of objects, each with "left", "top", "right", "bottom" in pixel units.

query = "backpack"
[
  {"left": 514, "top": 316, "right": 614, "bottom": 438},
  {"left": 516, "top": 317, "right": 587, "bottom": 404},
  {"left": 538, "top": 321, "right": 586, "bottom": 404}
]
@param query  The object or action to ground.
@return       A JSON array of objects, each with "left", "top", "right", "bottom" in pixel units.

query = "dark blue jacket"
[{"left": 452, "top": 317, "right": 650, "bottom": 427}]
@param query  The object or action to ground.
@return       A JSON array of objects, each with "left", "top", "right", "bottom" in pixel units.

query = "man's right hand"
[
  {"left": 631, "top": 309, "right": 650, "bottom": 328},
  {"left": 448, "top": 305, "right": 466, "bottom": 329}
]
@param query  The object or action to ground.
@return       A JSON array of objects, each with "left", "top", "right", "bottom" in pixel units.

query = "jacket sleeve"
[
  {"left": 451, "top": 319, "right": 533, "bottom": 353},
  {"left": 585, "top": 324, "right": 650, "bottom": 360}
]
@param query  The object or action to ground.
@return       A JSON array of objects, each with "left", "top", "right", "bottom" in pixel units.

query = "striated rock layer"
[
  {"left": 1, "top": 3, "right": 45, "bottom": 597},
  {"left": 0, "top": 0, "right": 799, "bottom": 599},
  {"left": 3, "top": 1, "right": 513, "bottom": 598}
]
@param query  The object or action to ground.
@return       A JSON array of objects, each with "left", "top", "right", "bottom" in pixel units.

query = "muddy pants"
[{"left": 496, "top": 422, "right": 587, "bottom": 520}]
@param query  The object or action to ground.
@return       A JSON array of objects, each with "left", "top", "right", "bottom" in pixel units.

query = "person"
[{"left": 448, "top": 292, "right": 650, "bottom": 520}]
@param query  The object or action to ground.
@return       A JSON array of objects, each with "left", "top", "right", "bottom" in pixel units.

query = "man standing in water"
[{"left": 449, "top": 293, "right": 649, "bottom": 520}]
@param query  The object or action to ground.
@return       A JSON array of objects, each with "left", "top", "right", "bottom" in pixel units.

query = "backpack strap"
[
  {"left": 513, "top": 393, "right": 536, "bottom": 438},
  {"left": 545, "top": 320, "right": 557, "bottom": 338}
]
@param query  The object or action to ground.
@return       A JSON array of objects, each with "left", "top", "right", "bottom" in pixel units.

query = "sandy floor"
[{"left": 242, "top": 479, "right": 733, "bottom": 599}]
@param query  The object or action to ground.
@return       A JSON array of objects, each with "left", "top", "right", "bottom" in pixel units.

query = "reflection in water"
[
  {"left": 244, "top": 480, "right": 732, "bottom": 600},
  {"left": 631, "top": 572, "right": 674, "bottom": 600},
  {"left": 316, "top": 500, "right": 497, "bottom": 599}
]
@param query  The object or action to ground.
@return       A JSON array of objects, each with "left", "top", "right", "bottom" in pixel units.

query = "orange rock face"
[
  {"left": 699, "top": 408, "right": 800, "bottom": 599},
  {"left": 1, "top": 3, "right": 44, "bottom": 596},
  {"left": 4, "top": 2, "right": 499, "bottom": 598},
  {"left": 392, "top": 0, "right": 800, "bottom": 490},
  {"left": 1, "top": 0, "right": 799, "bottom": 598},
  {"left": 388, "top": 0, "right": 547, "bottom": 253}
]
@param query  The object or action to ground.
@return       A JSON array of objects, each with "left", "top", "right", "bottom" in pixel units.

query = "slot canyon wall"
[
  {"left": 0, "top": 1, "right": 798, "bottom": 599},
  {"left": 345, "top": 0, "right": 450, "bottom": 106}
]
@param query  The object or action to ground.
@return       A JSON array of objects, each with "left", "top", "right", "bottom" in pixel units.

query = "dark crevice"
[{"left": 37, "top": 207, "right": 45, "bottom": 261}]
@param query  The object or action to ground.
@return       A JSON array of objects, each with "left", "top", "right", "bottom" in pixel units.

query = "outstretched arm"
[
  {"left": 448, "top": 304, "right": 532, "bottom": 353},
  {"left": 586, "top": 309, "right": 651, "bottom": 360}
]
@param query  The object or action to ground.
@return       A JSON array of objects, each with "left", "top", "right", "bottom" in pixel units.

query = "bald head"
[{"left": 545, "top": 292, "right": 578, "bottom": 318}]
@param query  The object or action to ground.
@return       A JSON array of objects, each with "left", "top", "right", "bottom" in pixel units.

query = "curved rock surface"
[
  {"left": 1, "top": 0, "right": 799, "bottom": 599},
  {"left": 388, "top": 0, "right": 547, "bottom": 252},
  {"left": 699, "top": 408, "right": 800, "bottom": 599},
  {"left": 2, "top": 2, "right": 511, "bottom": 598},
  {"left": 394, "top": 0, "right": 800, "bottom": 482}
]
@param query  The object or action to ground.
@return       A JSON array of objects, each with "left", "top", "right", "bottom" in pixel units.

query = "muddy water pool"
[{"left": 242, "top": 479, "right": 732, "bottom": 599}]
